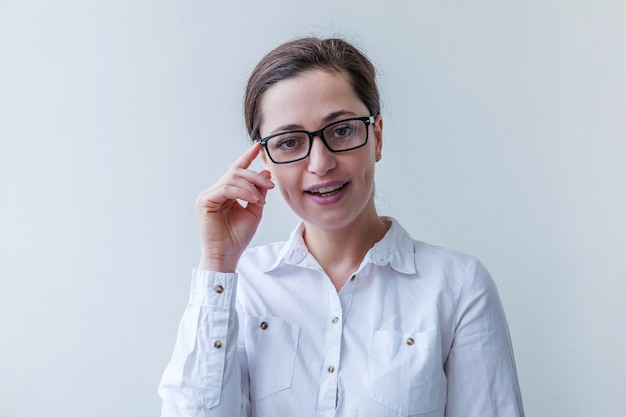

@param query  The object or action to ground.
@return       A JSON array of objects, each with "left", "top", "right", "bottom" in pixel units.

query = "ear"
[
  {"left": 373, "top": 115, "right": 383, "bottom": 159},
  {"left": 259, "top": 146, "right": 272, "bottom": 171},
  {"left": 258, "top": 145, "right": 267, "bottom": 164}
]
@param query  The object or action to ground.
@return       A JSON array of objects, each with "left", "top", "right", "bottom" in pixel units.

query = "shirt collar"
[
  {"left": 365, "top": 217, "right": 417, "bottom": 274},
  {"left": 263, "top": 217, "right": 416, "bottom": 274}
]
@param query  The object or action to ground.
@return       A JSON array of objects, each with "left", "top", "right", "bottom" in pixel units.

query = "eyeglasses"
[{"left": 257, "top": 116, "right": 375, "bottom": 164}]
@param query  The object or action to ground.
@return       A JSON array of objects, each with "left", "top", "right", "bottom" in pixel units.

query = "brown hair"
[{"left": 244, "top": 37, "right": 380, "bottom": 141}]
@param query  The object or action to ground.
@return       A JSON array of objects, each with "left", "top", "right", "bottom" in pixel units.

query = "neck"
[{"left": 302, "top": 207, "right": 389, "bottom": 290}]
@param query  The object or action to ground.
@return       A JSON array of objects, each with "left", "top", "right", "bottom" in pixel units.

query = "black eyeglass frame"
[{"left": 256, "top": 115, "right": 375, "bottom": 164}]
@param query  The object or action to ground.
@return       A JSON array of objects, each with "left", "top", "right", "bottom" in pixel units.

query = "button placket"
[{"left": 318, "top": 289, "right": 343, "bottom": 413}]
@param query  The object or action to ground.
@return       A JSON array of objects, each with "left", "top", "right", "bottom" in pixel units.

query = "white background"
[{"left": 1, "top": 1, "right": 625, "bottom": 416}]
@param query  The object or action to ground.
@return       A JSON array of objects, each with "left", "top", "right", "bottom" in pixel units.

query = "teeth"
[{"left": 311, "top": 184, "right": 343, "bottom": 194}]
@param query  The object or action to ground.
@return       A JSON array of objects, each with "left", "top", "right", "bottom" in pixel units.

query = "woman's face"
[{"left": 258, "top": 69, "right": 383, "bottom": 232}]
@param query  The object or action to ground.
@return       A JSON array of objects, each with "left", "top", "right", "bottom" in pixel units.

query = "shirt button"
[
  {"left": 406, "top": 337, "right": 415, "bottom": 346},
  {"left": 214, "top": 285, "right": 224, "bottom": 294},
  {"left": 332, "top": 317, "right": 339, "bottom": 324},
  {"left": 260, "top": 321, "right": 268, "bottom": 330},
  {"left": 214, "top": 340, "right": 223, "bottom": 349},
  {"left": 328, "top": 365, "right": 335, "bottom": 373},
  {"left": 350, "top": 274, "right": 356, "bottom": 282}
]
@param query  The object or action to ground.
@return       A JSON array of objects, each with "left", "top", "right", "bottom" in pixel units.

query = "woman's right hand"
[{"left": 195, "top": 142, "right": 275, "bottom": 272}]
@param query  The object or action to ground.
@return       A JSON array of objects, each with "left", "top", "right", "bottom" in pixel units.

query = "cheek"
[
  {"left": 276, "top": 181, "right": 292, "bottom": 201},
  {"left": 270, "top": 168, "right": 299, "bottom": 200},
  {"left": 365, "top": 165, "right": 376, "bottom": 186},
  {"left": 359, "top": 149, "right": 377, "bottom": 179}
]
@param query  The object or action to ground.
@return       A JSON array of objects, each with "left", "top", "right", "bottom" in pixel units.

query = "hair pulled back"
[{"left": 244, "top": 37, "right": 380, "bottom": 141}]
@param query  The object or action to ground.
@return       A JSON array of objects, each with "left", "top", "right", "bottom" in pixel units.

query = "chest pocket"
[
  {"left": 245, "top": 316, "right": 300, "bottom": 401},
  {"left": 367, "top": 329, "right": 444, "bottom": 415}
]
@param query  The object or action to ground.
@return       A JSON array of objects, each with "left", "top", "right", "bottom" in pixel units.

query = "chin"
[{"left": 301, "top": 210, "right": 362, "bottom": 232}]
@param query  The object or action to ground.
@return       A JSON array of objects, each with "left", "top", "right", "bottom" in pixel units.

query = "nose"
[{"left": 307, "top": 135, "right": 336, "bottom": 175}]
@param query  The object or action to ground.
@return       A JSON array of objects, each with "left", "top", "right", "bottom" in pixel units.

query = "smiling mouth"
[{"left": 307, "top": 183, "right": 347, "bottom": 196}]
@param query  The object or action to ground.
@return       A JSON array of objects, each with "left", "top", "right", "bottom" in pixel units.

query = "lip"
[
  {"left": 304, "top": 181, "right": 349, "bottom": 205},
  {"left": 304, "top": 181, "right": 347, "bottom": 193}
]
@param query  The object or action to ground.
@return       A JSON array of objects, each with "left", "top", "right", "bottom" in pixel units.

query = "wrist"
[{"left": 197, "top": 251, "right": 239, "bottom": 273}]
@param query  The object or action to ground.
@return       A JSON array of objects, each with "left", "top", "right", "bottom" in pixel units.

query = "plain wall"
[{"left": 1, "top": 1, "right": 625, "bottom": 416}]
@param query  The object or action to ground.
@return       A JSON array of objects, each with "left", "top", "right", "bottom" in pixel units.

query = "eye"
[
  {"left": 328, "top": 123, "right": 356, "bottom": 139},
  {"left": 279, "top": 138, "right": 298, "bottom": 149},
  {"left": 269, "top": 134, "right": 307, "bottom": 152}
]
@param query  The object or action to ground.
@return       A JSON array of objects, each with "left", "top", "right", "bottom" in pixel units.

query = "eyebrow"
[{"left": 269, "top": 110, "right": 359, "bottom": 134}]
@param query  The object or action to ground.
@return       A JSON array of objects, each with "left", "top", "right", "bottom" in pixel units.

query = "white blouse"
[{"left": 159, "top": 218, "right": 524, "bottom": 417}]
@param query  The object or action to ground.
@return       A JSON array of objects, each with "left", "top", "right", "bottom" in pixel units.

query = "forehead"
[{"left": 259, "top": 69, "right": 368, "bottom": 134}]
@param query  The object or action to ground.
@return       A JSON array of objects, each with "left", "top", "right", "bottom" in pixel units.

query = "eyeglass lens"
[{"left": 265, "top": 118, "right": 368, "bottom": 163}]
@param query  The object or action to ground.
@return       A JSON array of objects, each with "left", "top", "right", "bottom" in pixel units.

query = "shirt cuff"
[{"left": 189, "top": 269, "right": 237, "bottom": 308}]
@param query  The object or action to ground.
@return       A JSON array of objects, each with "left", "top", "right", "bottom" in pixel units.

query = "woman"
[{"left": 159, "top": 37, "right": 524, "bottom": 417}]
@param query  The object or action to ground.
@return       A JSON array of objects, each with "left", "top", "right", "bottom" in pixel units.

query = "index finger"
[{"left": 231, "top": 141, "right": 262, "bottom": 169}]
